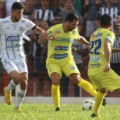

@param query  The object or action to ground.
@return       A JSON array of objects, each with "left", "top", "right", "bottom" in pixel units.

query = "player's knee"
[
  {"left": 69, "top": 74, "right": 81, "bottom": 84},
  {"left": 52, "top": 80, "right": 60, "bottom": 85},
  {"left": 50, "top": 73, "right": 60, "bottom": 85},
  {"left": 99, "top": 88, "right": 107, "bottom": 94},
  {"left": 20, "top": 80, "right": 28, "bottom": 89},
  {"left": 12, "top": 76, "right": 20, "bottom": 84}
]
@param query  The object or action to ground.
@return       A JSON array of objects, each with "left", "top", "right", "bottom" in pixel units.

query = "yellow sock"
[
  {"left": 78, "top": 78, "right": 97, "bottom": 97},
  {"left": 51, "top": 84, "right": 60, "bottom": 108},
  {"left": 94, "top": 91, "right": 106, "bottom": 115}
]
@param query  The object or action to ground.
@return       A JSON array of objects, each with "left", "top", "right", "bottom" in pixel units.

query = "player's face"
[
  {"left": 11, "top": 9, "right": 24, "bottom": 22},
  {"left": 67, "top": 19, "right": 79, "bottom": 31}
]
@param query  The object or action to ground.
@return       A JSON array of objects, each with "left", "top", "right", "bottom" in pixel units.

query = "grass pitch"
[{"left": 0, "top": 104, "right": 120, "bottom": 120}]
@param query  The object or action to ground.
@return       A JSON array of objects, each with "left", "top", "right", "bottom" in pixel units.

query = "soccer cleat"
[
  {"left": 55, "top": 107, "right": 60, "bottom": 111},
  {"left": 90, "top": 113, "right": 98, "bottom": 118},
  {"left": 4, "top": 87, "right": 12, "bottom": 105},
  {"left": 102, "top": 98, "right": 108, "bottom": 106},
  {"left": 15, "top": 107, "right": 22, "bottom": 112}
]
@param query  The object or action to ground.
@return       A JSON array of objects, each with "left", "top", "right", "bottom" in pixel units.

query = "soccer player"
[
  {"left": 88, "top": 14, "right": 120, "bottom": 117},
  {"left": 1, "top": 2, "right": 45, "bottom": 111},
  {"left": 39, "top": 13, "right": 106, "bottom": 111}
]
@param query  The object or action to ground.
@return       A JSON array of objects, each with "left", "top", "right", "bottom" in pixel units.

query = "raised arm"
[{"left": 77, "top": 35, "right": 89, "bottom": 48}]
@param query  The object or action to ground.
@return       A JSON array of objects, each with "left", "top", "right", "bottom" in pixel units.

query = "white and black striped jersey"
[
  {"left": 99, "top": 6, "right": 118, "bottom": 20},
  {"left": 111, "top": 36, "right": 120, "bottom": 63},
  {"left": 98, "top": 6, "right": 119, "bottom": 30},
  {"left": 34, "top": 9, "right": 54, "bottom": 22},
  {"left": 0, "top": 16, "right": 35, "bottom": 59}
]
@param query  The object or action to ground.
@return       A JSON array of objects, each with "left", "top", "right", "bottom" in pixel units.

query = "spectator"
[
  {"left": 0, "top": 0, "right": 5, "bottom": 18},
  {"left": 111, "top": 21, "right": 120, "bottom": 75},
  {"left": 33, "top": 0, "right": 54, "bottom": 26},
  {"left": 73, "top": 0, "right": 83, "bottom": 15},
  {"left": 31, "top": 20, "right": 49, "bottom": 95},
  {"left": 5, "top": 0, "right": 24, "bottom": 17},
  {"left": 53, "top": 0, "right": 64, "bottom": 17},
  {"left": 60, "top": 0, "right": 84, "bottom": 34},
  {"left": 23, "top": 0, "right": 35, "bottom": 18},
  {"left": 84, "top": 0, "right": 101, "bottom": 40},
  {"left": 53, "top": 15, "right": 62, "bottom": 25},
  {"left": 97, "top": 0, "right": 120, "bottom": 31}
]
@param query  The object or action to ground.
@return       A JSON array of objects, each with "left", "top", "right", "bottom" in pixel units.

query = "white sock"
[
  {"left": 7, "top": 79, "right": 17, "bottom": 92},
  {"left": 15, "top": 89, "right": 26, "bottom": 108}
]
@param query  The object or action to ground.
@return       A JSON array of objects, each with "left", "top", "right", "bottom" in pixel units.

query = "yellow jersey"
[
  {"left": 46, "top": 24, "right": 80, "bottom": 61},
  {"left": 89, "top": 28, "right": 115, "bottom": 69}
]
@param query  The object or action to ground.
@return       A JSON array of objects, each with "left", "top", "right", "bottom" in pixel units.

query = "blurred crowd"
[{"left": 0, "top": 0, "right": 120, "bottom": 96}]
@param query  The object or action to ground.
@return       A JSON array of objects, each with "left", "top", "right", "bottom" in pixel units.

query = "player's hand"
[
  {"left": 103, "top": 63, "right": 110, "bottom": 75},
  {"left": 47, "top": 35, "right": 57, "bottom": 40}
]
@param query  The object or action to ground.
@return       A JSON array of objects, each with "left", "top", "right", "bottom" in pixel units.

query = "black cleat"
[
  {"left": 55, "top": 107, "right": 60, "bottom": 111},
  {"left": 102, "top": 98, "right": 108, "bottom": 106},
  {"left": 90, "top": 113, "right": 98, "bottom": 118}
]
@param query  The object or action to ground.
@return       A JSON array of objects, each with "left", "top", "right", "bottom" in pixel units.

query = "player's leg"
[
  {"left": 2, "top": 59, "right": 21, "bottom": 105},
  {"left": 14, "top": 59, "right": 28, "bottom": 111},
  {"left": 50, "top": 73, "right": 61, "bottom": 111},
  {"left": 15, "top": 72, "right": 28, "bottom": 111},
  {"left": 91, "top": 88, "right": 107, "bottom": 118},
  {"left": 63, "top": 59, "right": 97, "bottom": 97},
  {"left": 47, "top": 63, "right": 62, "bottom": 111},
  {"left": 5, "top": 71, "right": 21, "bottom": 105},
  {"left": 70, "top": 74, "right": 97, "bottom": 97},
  {"left": 90, "top": 69, "right": 120, "bottom": 117}
]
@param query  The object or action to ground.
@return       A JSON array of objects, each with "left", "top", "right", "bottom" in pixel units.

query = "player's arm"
[
  {"left": 103, "top": 39, "right": 111, "bottom": 73},
  {"left": 38, "top": 32, "right": 56, "bottom": 44},
  {"left": 33, "top": 26, "right": 45, "bottom": 35},
  {"left": 77, "top": 35, "right": 89, "bottom": 48},
  {"left": 38, "top": 27, "right": 56, "bottom": 44}
]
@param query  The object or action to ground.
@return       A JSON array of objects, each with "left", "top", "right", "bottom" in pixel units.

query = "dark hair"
[
  {"left": 65, "top": 13, "right": 79, "bottom": 22},
  {"left": 11, "top": 2, "right": 24, "bottom": 10},
  {"left": 100, "top": 14, "right": 111, "bottom": 27}
]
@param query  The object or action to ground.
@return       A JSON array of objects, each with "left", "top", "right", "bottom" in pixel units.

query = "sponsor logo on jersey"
[
  {"left": 55, "top": 30, "right": 60, "bottom": 34},
  {"left": 54, "top": 46, "right": 69, "bottom": 50},
  {"left": 6, "top": 35, "right": 20, "bottom": 41},
  {"left": 70, "top": 66, "right": 75, "bottom": 70},
  {"left": 90, "top": 56, "right": 100, "bottom": 62},
  {"left": 54, "top": 53, "right": 68, "bottom": 59}
]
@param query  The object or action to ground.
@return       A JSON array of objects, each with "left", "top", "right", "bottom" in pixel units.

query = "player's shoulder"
[
  {"left": 0, "top": 16, "right": 10, "bottom": 23},
  {"left": 51, "top": 23, "right": 62, "bottom": 29},
  {"left": 48, "top": 24, "right": 62, "bottom": 32},
  {"left": 20, "top": 17, "right": 30, "bottom": 23},
  {"left": 104, "top": 29, "right": 115, "bottom": 37}
]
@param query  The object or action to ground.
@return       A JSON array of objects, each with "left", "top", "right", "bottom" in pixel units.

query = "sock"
[
  {"left": 94, "top": 91, "right": 106, "bottom": 115},
  {"left": 77, "top": 78, "right": 97, "bottom": 97},
  {"left": 51, "top": 84, "right": 60, "bottom": 108},
  {"left": 15, "top": 88, "right": 26, "bottom": 108},
  {"left": 7, "top": 79, "right": 17, "bottom": 92}
]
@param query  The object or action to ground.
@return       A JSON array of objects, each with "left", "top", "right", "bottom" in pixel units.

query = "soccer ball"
[{"left": 82, "top": 99, "right": 95, "bottom": 111}]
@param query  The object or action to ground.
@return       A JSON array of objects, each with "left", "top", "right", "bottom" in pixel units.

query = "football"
[{"left": 82, "top": 99, "right": 95, "bottom": 111}]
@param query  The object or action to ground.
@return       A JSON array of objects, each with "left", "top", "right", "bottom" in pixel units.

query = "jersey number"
[{"left": 89, "top": 39, "right": 101, "bottom": 55}]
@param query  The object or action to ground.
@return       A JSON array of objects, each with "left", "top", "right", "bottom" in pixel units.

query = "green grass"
[{"left": 0, "top": 104, "right": 120, "bottom": 120}]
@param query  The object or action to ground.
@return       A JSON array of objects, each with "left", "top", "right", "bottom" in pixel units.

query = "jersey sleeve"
[
  {"left": 47, "top": 26, "right": 54, "bottom": 36},
  {"left": 104, "top": 32, "right": 115, "bottom": 46},
  {"left": 73, "top": 28, "right": 81, "bottom": 40},
  {"left": 25, "top": 19, "right": 36, "bottom": 30}
]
